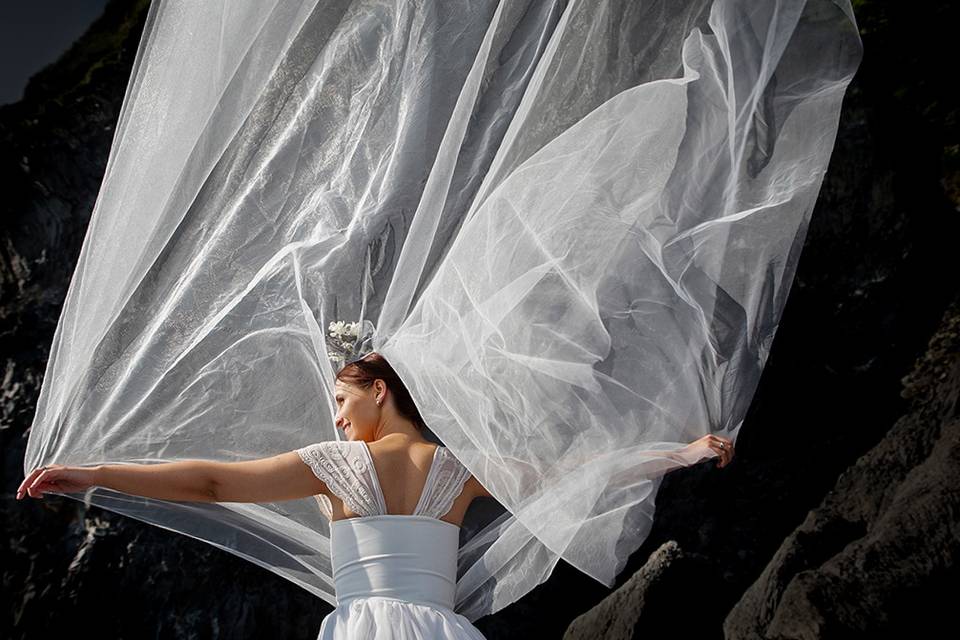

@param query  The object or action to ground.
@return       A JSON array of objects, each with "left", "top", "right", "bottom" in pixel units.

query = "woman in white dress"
[{"left": 16, "top": 352, "right": 734, "bottom": 638}]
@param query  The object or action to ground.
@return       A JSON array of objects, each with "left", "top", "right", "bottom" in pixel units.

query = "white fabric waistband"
[{"left": 330, "top": 515, "right": 460, "bottom": 611}]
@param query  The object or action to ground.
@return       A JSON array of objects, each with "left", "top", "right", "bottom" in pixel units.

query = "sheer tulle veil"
[{"left": 24, "top": 0, "right": 861, "bottom": 622}]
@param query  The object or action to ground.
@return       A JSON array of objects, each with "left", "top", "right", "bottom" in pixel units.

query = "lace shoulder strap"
[
  {"left": 296, "top": 441, "right": 387, "bottom": 520},
  {"left": 416, "top": 446, "right": 473, "bottom": 519}
]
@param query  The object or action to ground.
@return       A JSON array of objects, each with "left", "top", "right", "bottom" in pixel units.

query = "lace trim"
[
  {"left": 418, "top": 447, "right": 473, "bottom": 519},
  {"left": 296, "top": 442, "right": 381, "bottom": 519},
  {"left": 298, "top": 442, "right": 472, "bottom": 522}
]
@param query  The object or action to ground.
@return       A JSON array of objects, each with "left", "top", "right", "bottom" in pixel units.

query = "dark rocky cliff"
[
  {"left": 562, "top": 1, "right": 960, "bottom": 638},
  {"left": 3, "top": 1, "right": 956, "bottom": 638}
]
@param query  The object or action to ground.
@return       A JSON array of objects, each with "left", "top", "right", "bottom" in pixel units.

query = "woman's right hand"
[{"left": 16, "top": 464, "right": 96, "bottom": 500}]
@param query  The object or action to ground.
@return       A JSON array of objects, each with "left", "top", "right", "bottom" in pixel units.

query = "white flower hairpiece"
[
  {"left": 328, "top": 320, "right": 360, "bottom": 341},
  {"left": 326, "top": 318, "right": 375, "bottom": 369}
]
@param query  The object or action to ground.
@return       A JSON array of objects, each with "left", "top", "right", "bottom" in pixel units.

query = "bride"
[{"left": 17, "top": 352, "right": 734, "bottom": 639}]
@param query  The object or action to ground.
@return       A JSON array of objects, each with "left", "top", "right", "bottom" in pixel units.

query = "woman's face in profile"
[{"left": 334, "top": 379, "right": 380, "bottom": 441}]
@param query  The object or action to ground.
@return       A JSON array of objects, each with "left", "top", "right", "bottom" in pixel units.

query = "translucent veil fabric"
[{"left": 25, "top": 0, "right": 861, "bottom": 622}]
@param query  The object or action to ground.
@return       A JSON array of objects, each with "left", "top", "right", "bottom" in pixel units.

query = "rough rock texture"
[
  {"left": 723, "top": 297, "right": 960, "bottom": 639},
  {"left": 561, "top": 296, "right": 960, "bottom": 640},
  {"left": 563, "top": 540, "right": 727, "bottom": 640},
  {"left": 558, "top": 1, "right": 960, "bottom": 638},
  {"left": 3, "top": 2, "right": 338, "bottom": 639}
]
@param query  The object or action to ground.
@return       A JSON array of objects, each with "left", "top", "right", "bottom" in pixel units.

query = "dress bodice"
[{"left": 296, "top": 440, "right": 473, "bottom": 610}]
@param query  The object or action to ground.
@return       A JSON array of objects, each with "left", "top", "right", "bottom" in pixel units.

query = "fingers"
[
  {"left": 16, "top": 468, "right": 40, "bottom": 500},
  {"left": 706, "top": 435, "right": 735, "bottom": 468},
  {"left": 31, "top": 471, "right": 53, "bottom": 497},
  {"left": 17, "top": 467, "right": 53, "bottom": 500}
]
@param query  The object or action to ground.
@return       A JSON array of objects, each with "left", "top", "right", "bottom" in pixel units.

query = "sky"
[{"left": 0, "top": 0, "right": 111, "bottom": 106}]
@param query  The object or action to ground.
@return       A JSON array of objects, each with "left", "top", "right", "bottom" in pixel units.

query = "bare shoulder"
[
  {"left": 366, "top": 437, "right": 435, "bottom": 458},
  {"left": 367, "top": 437, "right": 493, "bottom": 499},
  {"left": 365, "top": 437, "right": 439, "bottom": 474}
]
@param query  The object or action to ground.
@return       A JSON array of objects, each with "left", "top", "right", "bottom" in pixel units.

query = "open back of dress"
[
  {"left": 296, "top": 441, "right": 484, "bottom": 639},
  {"left": 295, "top": 441, "right": 472, "bottom": 522}
]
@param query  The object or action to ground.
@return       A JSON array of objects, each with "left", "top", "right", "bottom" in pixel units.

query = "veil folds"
[{"left": 25, "top": 0, "right": 861, "bottom": 621}]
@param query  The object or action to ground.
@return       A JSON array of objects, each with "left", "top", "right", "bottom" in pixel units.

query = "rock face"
[
  {"left": 561, "top": 2, "right": 960, "bottom": 638},
  {"left": 562, "top": 297, "right": 960, "bottom": 640},
  {"left": 3, "top": 3, "right": 329, "bottom": 639},
  {"left": 723, "top": 297, "right": 960, "bottom": 639},
  {"left": 564, "top": 541, "right": 728, "bottom": 640}
]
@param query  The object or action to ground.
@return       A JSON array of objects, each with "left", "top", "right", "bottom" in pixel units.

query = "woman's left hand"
[
  {"left": 16, "top": 464, "right": 96, "bottom": 500},
  {"left": 685, "top": 434, "right": 736, "bottom": 468}
]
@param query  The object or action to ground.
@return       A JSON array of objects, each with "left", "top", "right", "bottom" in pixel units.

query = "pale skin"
[{"left": 16, "top": 379, "right": 735, "bottom": 525}]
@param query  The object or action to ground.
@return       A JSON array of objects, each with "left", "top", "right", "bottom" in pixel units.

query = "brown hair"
[{"left": 335, "top": 352, "right": 426, "bottom": 431}]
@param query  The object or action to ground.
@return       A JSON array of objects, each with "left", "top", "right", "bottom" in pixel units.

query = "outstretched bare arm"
[
  {"left": 94, "top": 460, "right": 219, "bottom": 502},
  {"left": 209, "top": 450, "right": 328, "bottom": 503},
  {"left": 18, "top": 450, "right": 331, "bottom": 505},
  {"left": 17, "top": 460, "right": 219, "bottom": 503}
]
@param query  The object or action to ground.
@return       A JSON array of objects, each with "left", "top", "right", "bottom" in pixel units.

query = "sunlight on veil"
[{"left": 24, "top": 0, "right": 861, "bottom": 622}]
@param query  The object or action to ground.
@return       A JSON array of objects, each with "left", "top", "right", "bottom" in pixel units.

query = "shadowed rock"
[
  {"left": 724, "top": 296, "right": 960, "bottom": 639},
  {"left": 564, "top": 540, "right": 727, "bottom": 640}
]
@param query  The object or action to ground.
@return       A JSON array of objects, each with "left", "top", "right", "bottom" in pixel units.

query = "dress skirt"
[{"left": 319, "top": 595, "right": 486, "bottom": 639}]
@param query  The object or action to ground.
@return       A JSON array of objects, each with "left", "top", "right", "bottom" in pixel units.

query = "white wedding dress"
[{"left": 296, "top": 440, "right": 486, "bottom": 639}]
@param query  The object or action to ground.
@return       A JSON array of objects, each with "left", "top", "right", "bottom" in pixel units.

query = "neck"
[{"left": 372, "top": 414, "right": 426, "bottom": 443}]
